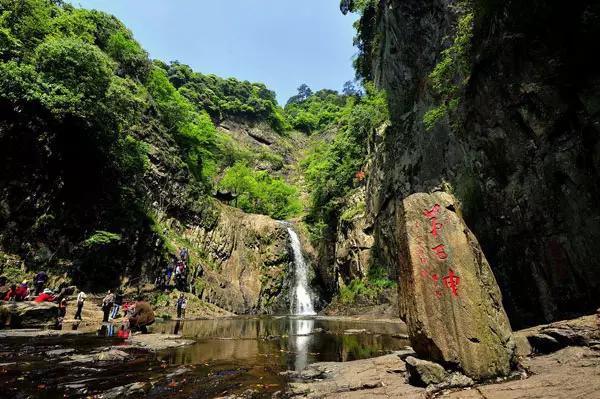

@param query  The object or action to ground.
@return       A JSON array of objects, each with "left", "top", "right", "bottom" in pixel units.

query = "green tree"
[{"left": 218, "top": 162, "right": 301, "bottom": 219}]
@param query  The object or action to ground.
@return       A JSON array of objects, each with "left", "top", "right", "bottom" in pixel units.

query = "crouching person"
[{"left": 128, "top": 296, "right": 155, "bottom": 334}]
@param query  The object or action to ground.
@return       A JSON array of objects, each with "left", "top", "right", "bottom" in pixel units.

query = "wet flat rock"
[
  {"left": 99, "top": 381, "right": 152, "bottom": 398},
  {"left": 288, "top": 337, "right": 600, "bottom": 399},
  {"left": 0, "top": 328, "right": 86, "bottom": 338},
  {"left": 286, "top": 352, "right": 422, "bottom": 398},
  {"left": 398, "top": 192, "right": 515, "bottom": 379},
  {"left": 64, "top": 349, "right": 130, "bottom": 364},
  {"left": 128, "top": 333, "right": 194, "bottom": 351}
]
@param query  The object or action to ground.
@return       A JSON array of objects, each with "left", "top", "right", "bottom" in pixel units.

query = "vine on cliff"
[{"left": 423, "top": 5, "right": 474, "bottom": 131}]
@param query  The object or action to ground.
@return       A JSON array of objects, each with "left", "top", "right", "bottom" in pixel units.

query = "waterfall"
[{"left": 286, "top": 226, "right": 316, "bottom": 315}]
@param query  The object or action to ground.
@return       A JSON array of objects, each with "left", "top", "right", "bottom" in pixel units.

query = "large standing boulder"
[
  {"left": 0, "top": 301, "right": 58, "bottom": 328},
  {"left": 398, "top": 192, "right": 515, "bottom": 379}
]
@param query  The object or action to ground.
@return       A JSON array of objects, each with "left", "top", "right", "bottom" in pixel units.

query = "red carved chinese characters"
[
  {"left": 443, "top": 269, "right": 460, "bottom": 297},
  {"left": 417, "top": 203, "right": 461, "bottom": 299},
  {"left": 431, "top": 244, "right": 448, "bottom": 260},
  {"left": 424, "top": 204, "right": 443, "bottom": 238},
  {"left": 423, "top": 204, "right": 441, "bottom": 219}
]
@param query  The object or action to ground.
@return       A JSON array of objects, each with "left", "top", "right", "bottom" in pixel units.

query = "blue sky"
[{"left": 68, "top": 0, "right": 359, "bottom": 103}]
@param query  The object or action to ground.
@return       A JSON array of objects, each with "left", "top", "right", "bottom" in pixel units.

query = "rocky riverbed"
[
  {"left": 0, "top": 313, "right": 598, "bottom": 398},
  {"left": 285, "top": 313, "right": 600, "bottom": 399}
]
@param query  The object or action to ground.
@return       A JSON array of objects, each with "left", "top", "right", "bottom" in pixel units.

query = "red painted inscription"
[
  {"left": 443, "top": 270, "right": 460, "bottom": 297},
  {"left": 431, "top": 244, "right": 448, "bottom": 260}
]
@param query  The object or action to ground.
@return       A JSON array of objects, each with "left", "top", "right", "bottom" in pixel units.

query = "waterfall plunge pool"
[{"left": 0, "top": 316, "right": 408, "bottom": 398}]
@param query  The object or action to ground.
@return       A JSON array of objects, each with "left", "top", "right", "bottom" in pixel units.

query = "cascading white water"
[{"left": 286, "top": 226, "right": 316, "bottom": 315}]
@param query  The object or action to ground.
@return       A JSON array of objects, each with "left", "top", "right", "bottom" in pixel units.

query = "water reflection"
[
  {"left": 154, "top": 316, "right": 408, "bottom": 368},
  {"left": 174, "top": 319, "right": 184, "bottom": 335},
  {"left": 0, "top": 317, "right": 409, "bottom": 399},
  {"left": 290, "top": 318, "right": 314, "bottom": 371}
]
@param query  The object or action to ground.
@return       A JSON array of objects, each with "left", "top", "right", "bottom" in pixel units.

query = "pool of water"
[{"left": 0, "top": 316, "right": 408, "bottom": 398}]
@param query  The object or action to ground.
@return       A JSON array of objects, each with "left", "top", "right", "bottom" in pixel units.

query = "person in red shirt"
[
  {"left": 34, "top": 289, "right": 55, "bottom": 303},
  {"left": 15, "top": 283, "right": 29, "bottom": 301}
]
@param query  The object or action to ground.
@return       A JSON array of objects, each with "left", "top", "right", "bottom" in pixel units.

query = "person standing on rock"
[
  {"left": 34, "top": 271, "right": 48, "bottom": 295},
  {"left": 166, "top": 257, "right": 176, "bottom": 287},
  {"left": 58, "top": 297, "right": 67, "bottom": 318},
  {"left": 75, "top": 290, "right": 87, "bottom": 320},
  {"left": 179, "top": 247, "right": 189, "bottom": 265},
  {"left": 176, "top": 293, "right": 187, "bottom": 319},
  {"left": 128, "top": 296, "right": 155, "bottom": 334},
  {"left": 110, "top": 290, "right": 124, "bottom": 320},
  {"left": 101, "top": 290, "right": 114, "bottom": 322}
]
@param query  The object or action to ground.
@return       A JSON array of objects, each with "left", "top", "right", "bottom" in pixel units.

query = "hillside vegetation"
[{"left": 0, "top": 0, "right": 389, "bottom": 297}]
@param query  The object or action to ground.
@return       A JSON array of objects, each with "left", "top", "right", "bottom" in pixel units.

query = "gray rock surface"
[
  {"left": 100, "top": 382, "right": 151, "bottom": 398},
  {"left": 46, "top": 348, "right": 76, "bottom": 357},
  {"left": 405, "top": 356, "right": 448, "bottom": 386},
  {"left": 0, "top": 301, "right": 58, "bottom": 328},
  {"left": 66, "top": 349, "right": 130, "bottom": 363},
  {"left": 128, "top": 333, "right": 194, "bottom": 351},
  {"left": 397, "top": 192, "right": 515, "bottom": 379},
  {"left": 520, "top": 313, "right": 600, "bottom": 354},
  {"left": 362, "top": 0, "right": 600, "bottom": 330}
]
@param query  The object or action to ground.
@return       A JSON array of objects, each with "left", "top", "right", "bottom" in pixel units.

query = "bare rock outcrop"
[
  {"left": 172, "top": 205, "right": 293, "bottom": 314},
  {"left": 398, "top": 192, "right": 515, "bottom": 379},
  {"left": 362, "top": 0, "right": 600, "bottom": 330},
  {"left": 0, "top": 301, "right": 57, "bottom": 328}
]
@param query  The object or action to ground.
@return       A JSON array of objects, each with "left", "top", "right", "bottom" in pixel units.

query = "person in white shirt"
[{"left": 75, "top": 291, "right": 87, "bottom": 320}]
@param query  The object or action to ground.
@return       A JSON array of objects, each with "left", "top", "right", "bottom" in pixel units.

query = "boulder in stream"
[{"left": 398, "top": 192, "right": 515, "bottom": 380}]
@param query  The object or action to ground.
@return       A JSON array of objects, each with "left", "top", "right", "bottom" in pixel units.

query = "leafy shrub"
[
  {"left": 218, "top": 162, "right": 302, "bottom": 220},
  {"left": 339, "top": 277, "right": 396, "bottom": 305},
  {"left": 301, "top": 83, "right": 388, "bottom": 239},
  {"left": 106, "top": 30, "right": 151, "bottom": 81},
  {"left": 284, "top": 87, "right": 348, "bottom": 134},
  {"left": 340, "top": 200, "right": 365, "bottom": 222},
  {"left": 339, "top": 279, "right": 374, "bottom": 304},
  {"left": 82, "top": 231, "right": 122, "bottom": 247},
  {"left": 146, "top": 66, "right": 218, "bottom": 182},
  {"left": 423, "top": 8, "right": 474, "bottom": 130}
]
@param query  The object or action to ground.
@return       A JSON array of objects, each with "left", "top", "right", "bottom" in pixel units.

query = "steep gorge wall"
[
  {"left": 164, "top": 205, "right": 292, "bottom": 314},
  {"left": 365, "top": 0, "right": 600, "bottom": 327}
]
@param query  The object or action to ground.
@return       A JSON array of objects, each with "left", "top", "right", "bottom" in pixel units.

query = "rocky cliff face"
[
  {"left": 363, "top": 0, "right": 600, "bottom": 327},
  {"left": 163, "top": 205, "right": 292, "bottom": 314},
  {"left": 334, "top": 188, "right": 374, "bottom": 285}
]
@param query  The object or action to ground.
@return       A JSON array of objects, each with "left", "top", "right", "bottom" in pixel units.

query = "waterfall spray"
[{"left": 286, "top": 225, "right": 316, "bottom": 316}]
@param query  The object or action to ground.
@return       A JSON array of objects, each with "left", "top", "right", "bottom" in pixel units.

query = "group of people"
[
  {"left": 99, "top": 290, "right": 126, "bottom": 322},
  {"left": 67, "top": 288, "right": 157, "bottom": 334},
  {"left": 2, "top": 248, "right": 193, "bottom": 333},
  {"left": 156, "top": 247, "right": 191, "bottom": 291},
  {"left": 0, "top": 271, "right": 57, "bottom": 303}
]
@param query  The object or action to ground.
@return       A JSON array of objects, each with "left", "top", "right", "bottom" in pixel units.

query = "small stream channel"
[{"left": 0, "top": 316, "right": 408, "bottom": 398}]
